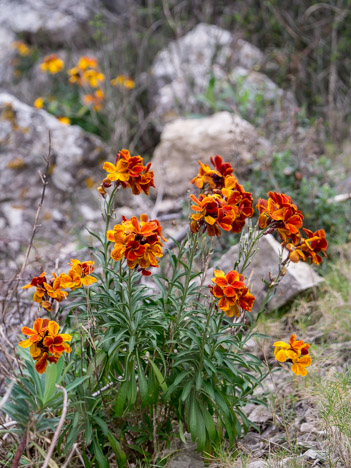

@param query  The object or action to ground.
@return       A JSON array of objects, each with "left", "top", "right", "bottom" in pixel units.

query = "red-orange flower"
[
  {"left": 18, "top": 319, "right": 72, "bottom": 374},
  {"left": 190, "top": 156, "right": 253, "bottom": 234},
  {"left": 191, "top": 155, "right": 234, "bottom": 190},
  {"left": 102, "top": 149, "right": 155, "bottom": 196},
  {"left": 22, "top": 272, "right": 67, "bottom": 311},
  {"left": 190, "top": 193, "right": 236, "bottom": 237},
  {"left": 107, "top": 214, "right": 166, "bottom": 275},
  {"left": 256, "top": 191, "right": 304, "bottom": 243},
  {"left": 210, "top": 269, "right": 255, "bottom": 317},
  {"left": 286, "top": 228, "right": 328, "bottom": 265}
]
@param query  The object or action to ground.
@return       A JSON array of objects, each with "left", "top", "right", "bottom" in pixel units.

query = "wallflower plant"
[{"left": 3, "top": 151, "right": 328, "bottom": 466}]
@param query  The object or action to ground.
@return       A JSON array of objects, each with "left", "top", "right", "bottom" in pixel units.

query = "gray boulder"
[
  {"left": 0, "top": 0, "right": 98, "bottom": 46},
  {"left": 0, "top": 92, "right": 107, "bottom": 263},
  {"left": 151, "top": 111, "right": 271, "bottom": 199},
  {"left": 150, "top": 23, "right": 295, "bottom": 129}
]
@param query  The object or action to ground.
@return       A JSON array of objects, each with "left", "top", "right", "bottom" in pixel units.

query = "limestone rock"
[
  {"left": 151, "top": 111, "right": 271, "bottom": 198},
  {"left": 0, "top": 0, "right": 98, "bottom": 46},
  {"left": 206, "top": 234, "right": 324, "bottom": 312},
  {"left": 150, "top": 23, "right": 295, "bottom": 129},
  {"left": 0, "top": 92, "right": 107, "bottom": 262}
]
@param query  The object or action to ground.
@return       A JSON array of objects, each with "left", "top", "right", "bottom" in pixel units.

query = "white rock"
[
  {"left": 151, "top": 111, "right": 271, "bottom": 198},
  {"left": 150, "top": 23, "right": 295, "bottom": 129},
  {"left": 0, "top": 0, "right": 98, "bottom": 45},
  {"left": 247, "top": 461, "right": 268, "bottom": 468}
]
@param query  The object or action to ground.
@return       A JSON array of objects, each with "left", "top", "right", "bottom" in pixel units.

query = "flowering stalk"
[
  {"left": 170, "top": 232, "right": 199, "bottom": 343},
  {"left": 102, "top": 185, "right": 118, "bottom": 268}
]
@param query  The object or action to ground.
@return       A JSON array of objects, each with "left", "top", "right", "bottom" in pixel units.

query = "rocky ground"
[{"left": 1, "top": 3, "right": 351, "bottom": 467}]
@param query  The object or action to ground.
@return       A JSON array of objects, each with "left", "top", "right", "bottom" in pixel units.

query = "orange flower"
[
  {"left": 83, "top": 69, "right": 105, "bottom": 88},
  {"left": 57, "top": 116, "right": 70, "bottom": 125},
  {"left": 111, "top": 75, "right": 135, "bottom": 89},
  {"left": 274, "top": 334, "right": 311, "bottom": 376},
  {"left": 257, "top": 192, "right": 304, "bottom": 244},
  {"left": 107, "top": 214, "right": 166, "bottom": 275},
  {"left": 210, "top": 269, "right": 255, "bottom": 317},
  {"left": 190, "top": 156, "right": 253, "bottom": 234},
  {"left": 291, "top": 355, "right": 312, "bottom": 377},
  {"left": 101, "top": 149, "right": 155, "bottom": 196},
  {"left": 59, "top": 259, "right": 97, "bottom": 290},
  {"left": 190, "top": 193, "right": 236, "bottom": 236},
  {"left": 68, "top": 66, "right": 84, "bottom": 85},
  {"left": 286, "top": 228, "right": 328, "bottom": 265},
  {"left": 78, "top": 56, "right": 98, "bottom": 70},
  {"left": 39, "top": 54, "right": 64, "bottom": 74},
  {"left": 22, "top": 272, "right": 67, "bottom": 311},
  {"left": 191, "top": 156, "right": 234, "bottom": 190},
  {"left": 19, "top": 319, "right": 72, "bottom": 374},
  {"left": 83, "top": 89, "right": 105, "bottom": 111},
  {"left": 12, "top": 41, "right": 31, "bottom": 56},
  {"left": 18, "top": 318, "right": 50, "bottom": 349}
]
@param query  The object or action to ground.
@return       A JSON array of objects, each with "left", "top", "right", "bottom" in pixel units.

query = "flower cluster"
[
  {"left": 19, "top": 319, "right": 72, "bottom": 374},
  {"left": 68, "top": 56, "right": 105, "bottom": 111},
  {"left": 83, "top": 89, "right": 105, "bottom": 111},
  {"left": 111, "top": 74, "right": 135, "bottom": 89},
  {"left": 68, "top": 56, "right": 105, "bottom": 87},
  {"left": 210, "top": 269, "right": 255, "bottom": 318},
  {"left": 107, "top": 214, "right": 166, "bottom": 276},
  {"left": 39, "top": 54, "right": 64, "bottom": 74},
  {"left": 274, "top": 334, "right": 312, "bottom": 376},
  {"left": 257, "top": 192, "right": 328, "bottom": 264},
  {"left": 99, "top": 149, "right": 155, "bottom": 197},
  {"left": 286, "top": 228, "right": 328, "bottom": 265},
  {"left": 12, "top": 41, "right": 31, "bottom": 57},
  {"left": 23, "top": 260, "right": 96, "bottom": 311},
  {"left": 190, "top": 156, "right": 253, "bottom": 236}
]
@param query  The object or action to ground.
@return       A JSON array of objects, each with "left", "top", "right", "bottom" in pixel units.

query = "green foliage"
[
  {"left": 247, "top": 151, "right": 351, "bottom": 246},
  {"left": 1, "top": 197, "right": 272, "bottom": 465}
]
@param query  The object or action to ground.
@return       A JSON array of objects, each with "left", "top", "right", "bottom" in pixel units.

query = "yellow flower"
[
  {"left": 40, "top": 54, "right": 64, "bottom": 74},
  {"left": 78, "top": 56, "right": 98, "bottom": 70},
  {"left": 57, "top": 116, "right": 71, "bottom": 125},
  {"left": 34, "top": 97, "right": 44, "bottom": 109},
  {"left": 111, "top": 75, "right": 135, "bottom": 89},
  {"left": 83, "top": 69, "right": 105, "bottom": 88},
  {"left": 291, "top": 355, "right": 312, "bottom": 377},
  {"left": 83, "top": 89, "right": 105, "bottom": 111},
  {"left": 12, "top": 41, "right": 31, "bottom": 56},
  {"left": 111, "top": 75, "right": 126, "bottom": 86},
  {"left": 123, "top": 79, "right": 135, "bottom": 89},
  {"left": 274, "top": 334, "right": 312, "bottom": 377},
  {"left": 59, "top": 259, "right": 97, "bottom": 290}
]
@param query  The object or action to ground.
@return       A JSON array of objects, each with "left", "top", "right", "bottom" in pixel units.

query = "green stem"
[
  {"left": 199, "top": 304, "right": 213, "bottom": 372},
  {"left": 103, "top": 185, "right": 118, "bottom": 268},
  {"left": 171, "top": 233, "right": 198, "bottom": 340},
  {"left": 127, "top": 268, "right": 134, "bottom": 333}
]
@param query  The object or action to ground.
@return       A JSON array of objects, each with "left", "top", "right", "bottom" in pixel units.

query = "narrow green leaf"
[
  {"left": 43, "top": 362, "right": 57, "bottom": 405},
  {"left": 93, "top": 438, "right": 109, "bottom": 468},
  {"left": 107, "top": 433, "right": 127, "bottom": 467},
  {"left": 115, "top": 382, "right": 128, "bottom": 417},
  {"left": 149, "top": 359, "right": 167, "bottom": 392}
]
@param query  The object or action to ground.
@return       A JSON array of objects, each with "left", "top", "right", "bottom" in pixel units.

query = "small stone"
[
  {"left": 300, "top": 422, "right": 317, "bottom": 433},
  {"left": 248, "top": 406, "right": 272, "bottom": 424},
  {"left": 247, "top": 461, "right": 268, "bottom": 468},
  {"left": 303, "top": 449, "right": 327, "bottom": 460}
]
